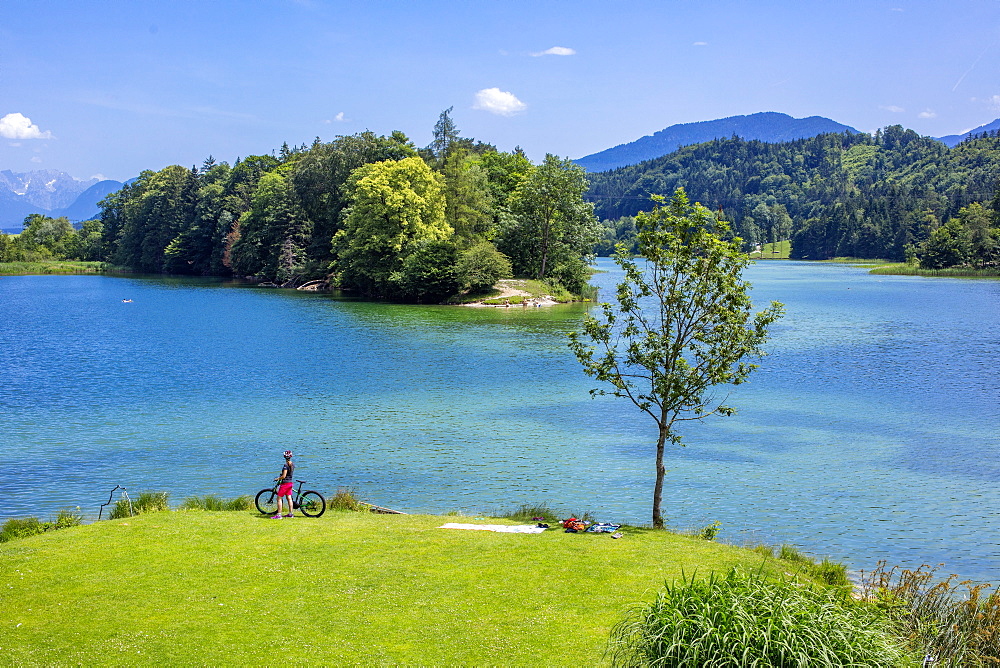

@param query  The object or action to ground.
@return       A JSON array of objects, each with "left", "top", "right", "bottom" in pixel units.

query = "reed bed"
[
  {"left": 869, "top": 263, "right": 1000, "bottom": 278},
  {"left": 859, "top": 561, "right": 1000, "bottom": 666}
]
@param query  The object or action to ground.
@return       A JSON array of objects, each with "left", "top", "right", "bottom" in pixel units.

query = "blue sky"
[{"left": 2, "top": 0, "right": 1000, "bottom": 182}]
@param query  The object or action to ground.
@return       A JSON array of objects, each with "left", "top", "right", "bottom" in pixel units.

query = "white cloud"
[
  {"left": 918, "top": 109, "right": 937, "bottom": 119},
  {"left": 693, "top": 41, "right": 708, "bottom": 46},
  {"left": 880, "top": 105, "right": 905, "bottom": 113},
  {"left": 30, "top": 156, "right": 42, "bottom": 163},
  {"left": 323, "top": 111, "right": 349, "bottom": 124},
  {"left": 532, "top": 46, "right": 575, "bottom": 57},
  {"left": 473, "top": 88, "right": 527, "bottom": 116},
  {"left": 0, "top": 113, "right": 53, "bottom": 139},
  {"left": 989, "top": 95, "right": 1000, "bottom": 111}
]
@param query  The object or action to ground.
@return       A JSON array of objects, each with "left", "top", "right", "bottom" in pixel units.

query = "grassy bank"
[
  {"left": 1, "top": 509, "right": 805, "bottom": 665},
  {"left": 446, "top": 277, "right": 581, "bottom": 305},
  {"left": 869, "top": 262, "right": 1000, "bottom": 278},
  {"left": 0, "top": 260, "right": 109, "bottom": 275}
]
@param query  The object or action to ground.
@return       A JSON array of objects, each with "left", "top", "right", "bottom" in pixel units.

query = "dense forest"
[
  {"left": 0, "top": 110, "right": 599, "bottom": 302},
  {"left": 588, "top": 126, "right": 1000, "bottom": 268}
]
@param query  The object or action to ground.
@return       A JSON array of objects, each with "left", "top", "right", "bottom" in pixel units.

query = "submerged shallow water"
[{"left": 1, "top": 260, "right": 998, "bottom": 582}]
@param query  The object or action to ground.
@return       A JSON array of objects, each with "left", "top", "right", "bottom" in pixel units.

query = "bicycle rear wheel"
[
  {"left": 255, "top": 489, "right": 278, "bottom": 515},
  {"left": 297, "top": 490, "right": 326, "bottom": 517}
]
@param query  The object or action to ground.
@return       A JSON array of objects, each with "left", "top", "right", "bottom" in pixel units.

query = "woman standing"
[{"left": 272, "top": 450, "right": 295, "bottom": 519}]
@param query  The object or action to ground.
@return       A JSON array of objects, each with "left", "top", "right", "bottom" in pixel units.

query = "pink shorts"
[{"left": 277, "top": 482, "right": 294, "bottom": 496}]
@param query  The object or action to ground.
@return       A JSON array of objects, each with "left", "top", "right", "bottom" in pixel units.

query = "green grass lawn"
[
  {"left": 0, "top": 510, "right": 802, "bottom": 665},
  {"left": 749, "top": 240, "right": 791, "bottom": 259}
]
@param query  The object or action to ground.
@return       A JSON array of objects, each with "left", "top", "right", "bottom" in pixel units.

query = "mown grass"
[
  {"left": 0, "top": 260, "right": 109, "bottom": 275},
  {"left": 0, "top": 509, "right": 798, "bottom": 665},
  {"left": 749, "top": 240, "right": 791, "bottom": 259}
]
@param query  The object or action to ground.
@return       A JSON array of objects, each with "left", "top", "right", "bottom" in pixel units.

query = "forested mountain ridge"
[
  {"left": 587, "top": 126, "right": 1000, "bottom": 264},
  {"left": 573, "top": 112, "right": 859, "bottom": 173}
]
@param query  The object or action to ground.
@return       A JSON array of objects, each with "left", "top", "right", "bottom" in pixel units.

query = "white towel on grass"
[{"left": 439, "top": 523, "right": 546, "bottom": 534}]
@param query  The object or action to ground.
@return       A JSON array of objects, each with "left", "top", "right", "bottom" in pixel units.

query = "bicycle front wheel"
[
  {"left": 255, "top": 489, "right": 278, "bottom": 515},
  {"left": 297, "top": 490, "right": 326, "bottom": 517}
]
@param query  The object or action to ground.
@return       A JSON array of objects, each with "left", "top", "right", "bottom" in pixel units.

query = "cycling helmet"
[{"left": 283, "top": 450, "right": 293, "bottom": 458}]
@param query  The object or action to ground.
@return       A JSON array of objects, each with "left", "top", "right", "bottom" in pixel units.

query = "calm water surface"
[{"left": 1, "top": 260, "right": 998, "bottom": 582}]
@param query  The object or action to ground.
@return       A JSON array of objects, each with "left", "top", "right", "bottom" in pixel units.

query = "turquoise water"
[{"left": 1, "top": 260, "right": 998, "bottom": 583}]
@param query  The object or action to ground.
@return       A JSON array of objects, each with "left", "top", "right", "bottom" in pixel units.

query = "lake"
[{"left": 1, "top": 260, "right": 998, "bottom": 583}]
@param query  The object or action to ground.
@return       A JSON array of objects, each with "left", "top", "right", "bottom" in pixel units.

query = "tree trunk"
[
  {"left": 538, "top": 218, "right": 550, "bottom": 280},
  {"left": 652, "top": 426, "right": 667, "bottom": 529}
]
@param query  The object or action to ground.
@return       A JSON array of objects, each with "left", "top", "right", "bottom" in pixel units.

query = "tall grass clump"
[
  {"left": 108, "top": 491, "right": 170, "bottom": 519},
  {"left": 860, "top": 561, "right": 1000, "bottom": 666},
  {"left": 180, "top": 494, "right": 253, "bottom": 511},
  {"left": 0, "top": 509, "right": 83, "bottom": 543},
  {"left": 326, "top": 488, "right": 366, "bottom": 512},
  {"left": 496, "top": 502, "right": 560, "bottom": 523},
  {"left": 607, "top": 568, "right": 908, "bottom": 667},
  {"left": 494, "top": 502, "right": 597, "bottom": 525},
  {"left": 776, "top": 544, "right": 849, "bottom": 587}
]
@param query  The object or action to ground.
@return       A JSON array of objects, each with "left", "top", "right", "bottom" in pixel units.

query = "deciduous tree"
[
  {"left": 498, "top": 154, "right": 598, "bottom": 293},
  {"left": 569, "top": 188, "right": 783, "bottom": 529},
  {"left": 333, "top": 157, "right": 450, "bottom": 298}
]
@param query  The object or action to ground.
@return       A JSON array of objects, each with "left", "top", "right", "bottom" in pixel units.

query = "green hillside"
[{"left": 1, "top": 510, "right": 798, "bottom": 665}]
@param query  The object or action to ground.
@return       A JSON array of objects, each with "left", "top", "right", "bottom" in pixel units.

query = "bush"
[
  {"left": 394, "top": 239, "right": 460, "bottom": 302},
  {"left": 0, "top": 517, "right": 43, "bottom": 542},
  {"left": 0, "top": 509, "right": 83, "bottom": 543},
  {"left": 547, "top": 256, "right": 590, "bottom": 296},
  {"left": 696, "top": 521, "right": 721, "bottom": 541},
  {"left": 53, "top": 508, "right": 84, "bottom": 529},
  {"left": 607, "top": 569, "right": 908, "bottom": 666},
  {"left": 456, "top": 241, "right": 512, "bottom": 293}
]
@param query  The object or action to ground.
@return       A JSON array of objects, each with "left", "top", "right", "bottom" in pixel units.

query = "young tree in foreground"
[{"left": 568, "top": 188, "right": 783, "bottom": 529}]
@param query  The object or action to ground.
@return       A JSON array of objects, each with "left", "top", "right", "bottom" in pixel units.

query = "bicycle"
[{"left": 255, "top": 479, "right": 326, "bottom": 517}]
